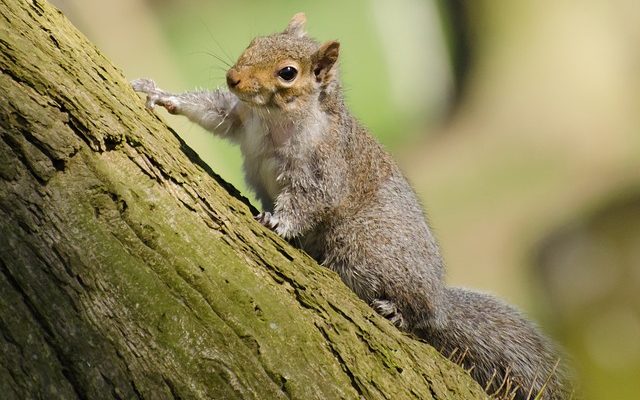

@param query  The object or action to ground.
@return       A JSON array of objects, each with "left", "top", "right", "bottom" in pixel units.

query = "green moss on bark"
[{"left": 0, "top": 0, "right": 487, "bottom": 399}]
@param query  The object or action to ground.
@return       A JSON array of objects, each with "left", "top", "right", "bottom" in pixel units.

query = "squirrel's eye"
[{"left": 278, "top": 66, "right": 298, "bottom": 82}]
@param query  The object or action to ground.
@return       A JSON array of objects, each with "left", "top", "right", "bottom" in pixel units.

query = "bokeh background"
[{"left": 50, "top": 1, "right": 640, "bottom": 398}]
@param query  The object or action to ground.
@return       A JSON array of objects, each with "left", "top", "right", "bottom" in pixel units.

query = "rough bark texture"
[{"left": 0, "top": 1, "right": 487, "bottom": 399}]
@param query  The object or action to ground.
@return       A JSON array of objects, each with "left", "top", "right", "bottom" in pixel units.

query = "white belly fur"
[
  {"left": 235, "top": 105, "right": 326, "bottom": 209},
  {"left": 238, "top": 113, "right": 281, "bottom": 207}
]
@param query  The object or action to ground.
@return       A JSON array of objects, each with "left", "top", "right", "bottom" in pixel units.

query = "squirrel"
[{"left": 132, "top": 13, "right": 570, "bottom": 399}]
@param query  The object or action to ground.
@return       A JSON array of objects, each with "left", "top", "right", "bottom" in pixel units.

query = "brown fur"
[{"left": 132, "top": 13, "right": 571, "bottom": 399}]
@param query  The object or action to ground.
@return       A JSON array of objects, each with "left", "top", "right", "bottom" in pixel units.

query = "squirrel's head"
[{"left": 226, "top": 13, "right": 340, "bottom": 113}]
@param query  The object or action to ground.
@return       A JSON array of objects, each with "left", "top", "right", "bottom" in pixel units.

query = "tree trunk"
[{"left": 0, "top": 1, "right": 487, "bottom": 399}]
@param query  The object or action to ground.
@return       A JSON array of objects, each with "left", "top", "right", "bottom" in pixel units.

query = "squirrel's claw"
[
  {"left": 372, "top": 299, "right": 407, "bottom": 329},
  {"left": 131, "top": 78, "right": 179, "bottom": 113},
  {"left": 256, "top": 212, "right": 297, "bottom": 239},
  {"left": 255, "top": 211, "right": 280, "bottom": 231},
  {"left": 131, "top": 77, "right": 157, "bottom": 93},
  {"left": 131, "top": 78, "right": 160, "bottom": 110}
]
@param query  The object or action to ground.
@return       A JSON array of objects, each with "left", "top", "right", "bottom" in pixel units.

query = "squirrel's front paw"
[
  {"left": 255, "top": 212, "right": 298, "bottom": 238},
  {"left": 131, "top": 78, "right": 157, "bottom": 93},
  {"left": 255, "top": 211, "right": 280, "bottom": 230},
  {"left": 131, "top": 78, "right": 179, "bottom": 114}
]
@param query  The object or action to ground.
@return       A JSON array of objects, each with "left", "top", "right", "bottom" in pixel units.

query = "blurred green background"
[{"left": 51, "top": 1, "right": 640, "bottom": 398}]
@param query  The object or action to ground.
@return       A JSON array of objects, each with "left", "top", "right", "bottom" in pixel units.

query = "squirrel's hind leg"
[{"left": 371, "top": 299, "right": 407, "bottom": 329}]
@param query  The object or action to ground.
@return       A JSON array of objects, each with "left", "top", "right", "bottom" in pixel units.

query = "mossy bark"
[{"left": 0, "top": 1, "right": 487, "bottom": 399}]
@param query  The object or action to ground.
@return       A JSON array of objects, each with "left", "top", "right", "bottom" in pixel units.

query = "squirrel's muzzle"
[{"left": 226, "top": 69, "right": 241, "bottom": 89}]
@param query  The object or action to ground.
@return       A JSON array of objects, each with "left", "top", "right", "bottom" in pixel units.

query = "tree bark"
[{"left": 0, "top": 1, "right": 487, "bottom": 399}]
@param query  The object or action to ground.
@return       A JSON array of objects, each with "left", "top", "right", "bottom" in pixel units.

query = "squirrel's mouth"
[
  {"left": 229, "top": 85, "right": 297, "bottom": 113},
  {"left": 229, "top": 87, "right": 261, "bottom": 103},
  {"left": 244, "top": 94, "right": 268, "bottom": 106},
  {"left": 232, "top": 90, "right": 281, "bottom": 110}
]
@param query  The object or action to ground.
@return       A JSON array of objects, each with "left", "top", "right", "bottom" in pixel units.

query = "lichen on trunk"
[{"left": 0, "top": 0, "right": 487, "bottom": 399}]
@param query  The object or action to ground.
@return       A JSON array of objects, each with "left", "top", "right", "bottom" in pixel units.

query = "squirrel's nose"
[{"left": 226, "top": 69, "right": 241, "bottom": 88}]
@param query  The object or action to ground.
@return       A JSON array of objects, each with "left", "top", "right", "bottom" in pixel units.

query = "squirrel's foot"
[
  {"left": 131, "top": 78, "right": 179, "bottom": 114},
  {"left": 255, "top": 211, "right": 297, "bottom": 239},
  {"left": 255, "top": 211, "right": 280, "bottom": 230},
  {"left": 372, "top": 299, "right": 407, "bottom": 330}
]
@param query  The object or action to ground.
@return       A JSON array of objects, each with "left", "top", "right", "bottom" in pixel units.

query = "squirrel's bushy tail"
[{"left": 417, "top": 287, "right": 570, "bottom": 400}]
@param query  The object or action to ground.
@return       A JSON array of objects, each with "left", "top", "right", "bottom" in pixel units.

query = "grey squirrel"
[{"left": 132, "top": 13, "right": 570, "bottom": 399}]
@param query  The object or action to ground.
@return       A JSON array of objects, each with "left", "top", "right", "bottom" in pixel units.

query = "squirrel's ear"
[
  {"left": 313, "top": 41, "right": 340, "bottom": 83},
  {"left": 284, "top": 12, "right": 307, "bottom": 38}
]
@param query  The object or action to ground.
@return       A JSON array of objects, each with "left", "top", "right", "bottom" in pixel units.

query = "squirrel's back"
[
  {"left": 306, "top": 90, "right": 570, "bottom": 400},
  {"left": 296, "top": 117, "right": 448, "bottom": 328}
]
